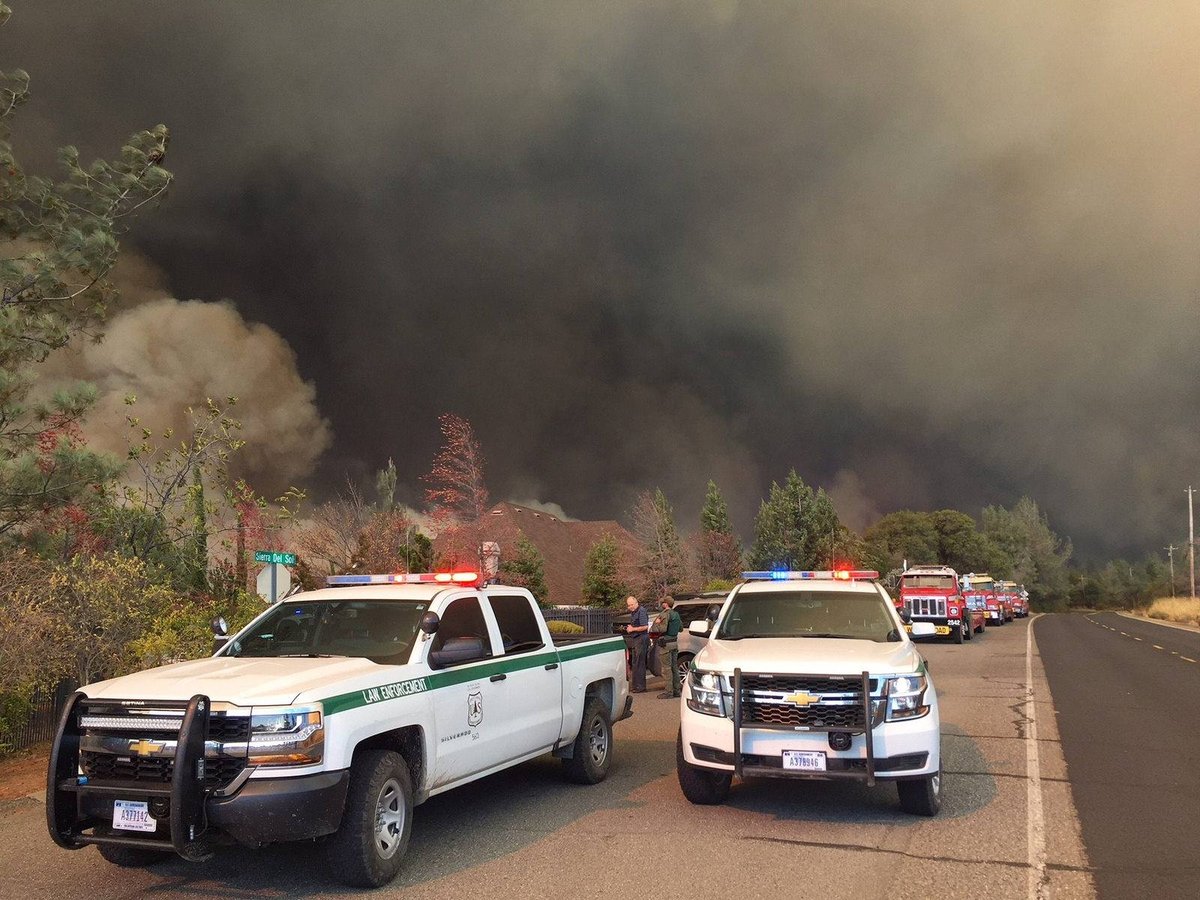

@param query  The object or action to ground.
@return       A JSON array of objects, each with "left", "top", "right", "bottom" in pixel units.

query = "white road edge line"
[{"left": 1027, "top": 616, "right": 1048, "bottom": 900}]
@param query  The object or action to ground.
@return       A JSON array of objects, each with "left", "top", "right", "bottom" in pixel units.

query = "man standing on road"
[
  {"left": 656, "top": 597, "right": 684, "bottom": 698},
  {"left": 624, "top": 595, "right": 650, "bottom": 693}
]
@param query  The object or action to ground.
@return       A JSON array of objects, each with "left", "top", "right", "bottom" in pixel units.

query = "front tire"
[
  {"left": 563, "top": 697, "right": 613, "bottom": 784},
  {"left": 676, "top": 653, "right": 694, "bottom": 688},
  {"left": 676, "top": 730, "right": 731, "bottom": 804},
  {"left": 96, "top": 839, "right": 170, "bottom": 869},
  {"left": 326, "top": 749, "right": 413, "bottom": 888},
  {"left": 897, "top": 766, "right": 942, "bottom": 816},
  {"left": 953, "top": 624, "right": 964, "bottom": 644}
]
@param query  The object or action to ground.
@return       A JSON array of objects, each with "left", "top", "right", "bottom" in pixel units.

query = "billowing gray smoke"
[
  {"left": 8, "top": 2, "right": 1199, "bottom": 557},
  {"left": 38, "top": 254, "right": 332, "bottom": 495}
]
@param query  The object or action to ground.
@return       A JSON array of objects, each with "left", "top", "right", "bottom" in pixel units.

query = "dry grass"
[{"left": 1142, "top": 597, "right": 1200, "bottom": 627}]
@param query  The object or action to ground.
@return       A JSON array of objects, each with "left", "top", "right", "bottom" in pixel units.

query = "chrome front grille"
[
  {"left": 77, "top": 700, "right": 250, "bottom": 791},
  {"left": 738, "top": 674, "right": 880, "bottom": 731}
]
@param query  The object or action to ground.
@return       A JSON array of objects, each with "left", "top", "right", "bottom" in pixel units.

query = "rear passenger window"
[
  {"left": 488, "top": 595, "right": 544, "bottom": 654},
  {"left": 432, "top": 596, "right": 492, "bottom": 657}
]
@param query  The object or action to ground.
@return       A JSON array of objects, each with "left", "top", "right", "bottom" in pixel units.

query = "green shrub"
[{"left": 545, "top": 619, "right": 584, "bottom": 635}]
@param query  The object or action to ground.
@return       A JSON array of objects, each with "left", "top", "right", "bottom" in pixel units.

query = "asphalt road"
[
  {"left": 1035, "top": 612, "right": 1200, "bottom": 900},
  {"left": 0, "top": 618, "right": 1093, "bottom": 899}
]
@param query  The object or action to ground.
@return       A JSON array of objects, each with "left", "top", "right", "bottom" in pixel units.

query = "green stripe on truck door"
[{"left": 322, "top": 635, "right": 624, "bottom": 716}]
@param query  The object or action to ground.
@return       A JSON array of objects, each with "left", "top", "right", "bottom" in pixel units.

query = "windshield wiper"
[
  {"left": 794, "top": 632, "right": 859, "bottom": 639},
  {"left": 275, "top": 653, "right": 347, "bottom": 658}
]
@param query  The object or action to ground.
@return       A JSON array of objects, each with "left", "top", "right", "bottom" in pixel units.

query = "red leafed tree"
[{"left": 422, "top": 414, "right": 490, "bottom": 568}]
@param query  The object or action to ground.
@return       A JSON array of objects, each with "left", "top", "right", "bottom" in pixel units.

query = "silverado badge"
[{"left": 783, "top": 692, "right": 819, "bottom": 706}]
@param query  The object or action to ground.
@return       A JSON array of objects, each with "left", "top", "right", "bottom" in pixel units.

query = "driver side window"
[{"left": 431, "top": 596, "right": 492, "bottom": 658}]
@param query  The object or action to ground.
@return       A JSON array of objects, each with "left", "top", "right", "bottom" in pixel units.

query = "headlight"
[
  {"left": 886, "top": 674, "right": 929, "bottom": 722},
  {"left": 248, "top": 705, "right": 324, "bottom": 766},
  {"left": 686, "top": 669, "right": 726, "bottom": 717}
]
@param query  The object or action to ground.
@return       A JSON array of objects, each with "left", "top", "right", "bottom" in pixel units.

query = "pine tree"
[
  {"left": 632, "top": 488, "right": 687, "bottom": 599},
  {"left": 498, "top": 535, "right": 549, "bottom": 606},
  {"left": 748, "top": 470, "right": 813, "bottom": 569},
  {"left": 698, "top": 480, "right": 742, "bottom": 582},
  {"left": 582, "top": 533, "right": 627, "bottom": 608},
  {"left": 0, "top": 10, "right": 172, "bottom": 535}
]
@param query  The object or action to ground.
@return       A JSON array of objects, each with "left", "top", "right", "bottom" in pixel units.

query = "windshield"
[
  {"left": 964, "top": 580, "right": 994, "bottom": 593},
  {"left": 902, "top": 575, "right": 956, "bottom": 590},
  {"left": 224, "top": 599, "right": 427, "bottom": 665},
  {"left": 715, "top": 590, "right": 898, "bottom": 642}
]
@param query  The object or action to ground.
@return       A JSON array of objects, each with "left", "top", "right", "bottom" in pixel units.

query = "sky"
[{"left": 6, "top": 1, "right": 1200, "bottom": 559}]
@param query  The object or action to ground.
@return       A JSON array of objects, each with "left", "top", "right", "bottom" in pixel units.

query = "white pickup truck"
[
  {"left": 676, "top": 570, "right": 942, "bottom": 816},
  {"left": 47, "top": 573, "right": 631, "bottom": 887}
]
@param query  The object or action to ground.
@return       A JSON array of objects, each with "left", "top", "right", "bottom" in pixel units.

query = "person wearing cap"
[{"left": 655, "top": 597, "right": 684, "bottom": 698}]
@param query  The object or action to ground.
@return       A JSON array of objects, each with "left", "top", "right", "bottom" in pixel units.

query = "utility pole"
[
  {"left": 1189, "top": 487, "right": 1196, "bottom": 599},
  {"left": 1165, "top": 544, "right": 1176, "bottom": 597}
]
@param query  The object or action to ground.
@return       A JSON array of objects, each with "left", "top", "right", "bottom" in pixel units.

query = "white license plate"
[
  {"left": 782, "top": 750, "right": 827, "bottom": 771},
  {"left": 112, "top": 799, "right": 157, "bottom": 833}
]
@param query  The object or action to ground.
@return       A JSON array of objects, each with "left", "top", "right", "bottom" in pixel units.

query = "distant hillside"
[{"left": 478, "top": 502, "right": 640, "bottom": 605}]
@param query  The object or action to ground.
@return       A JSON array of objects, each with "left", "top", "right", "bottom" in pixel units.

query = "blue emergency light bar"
[
  {"left": 741, "top": 570, "right": 879, "bottom": 582},
  {"left": 326, "top": 572, "right": 480, "bottom": 587}
]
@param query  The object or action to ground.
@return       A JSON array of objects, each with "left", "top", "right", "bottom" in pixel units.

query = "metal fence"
[
  {"left": 0, "top": 679, "right": 76, "bottom": 755},
  {"left": 542, "top": 606, "right": 616, "bottom": 634}
]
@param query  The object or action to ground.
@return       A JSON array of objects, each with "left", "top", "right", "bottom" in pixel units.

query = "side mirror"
[
  {"left": 211, "top": 616, "right": 229, "bottom": 636},
  {"left": 706, "top": 605, "right": 721, "bottom": 621},
  {"left": 898, "top": 608, "right": 912, "bottom": 624},
  {"left": 910, "top": 622, "right": 937, "bottom": 638},
  {"left": 419, "top": 612, "right": 440, "bottom": 635},
  {"left": 429, "top": 636, "right": 486, "bottom": 668},
  {"left": 689, "top": 620, "right": 711, "bottom": 636}
]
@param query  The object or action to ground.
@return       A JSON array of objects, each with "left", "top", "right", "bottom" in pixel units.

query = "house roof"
[{"left": 477, "top": 502, "right": 640, "bottom": 604}]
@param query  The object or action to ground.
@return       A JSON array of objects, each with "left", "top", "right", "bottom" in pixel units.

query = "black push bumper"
[
  {"left": 47, "top": 692, "right": 349, "bottom": 858},
  {"left": 731, "top": 668, "right": 881, "bottom": 786}
]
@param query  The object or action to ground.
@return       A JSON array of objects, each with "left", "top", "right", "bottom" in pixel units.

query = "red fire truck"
[
  {"left": 997, "top": 581, "right": 1027, "bottom": 618},
  {"left": 961, "top": 573, "right": 1005, "bottom": 626},
  {"left": 897, "top": 565, "right": 985, "bottom": 644}
]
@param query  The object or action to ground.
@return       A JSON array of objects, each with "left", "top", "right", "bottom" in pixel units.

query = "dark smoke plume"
[{"left": 8, "top": 1, "right": 1199, "bottom": 557}]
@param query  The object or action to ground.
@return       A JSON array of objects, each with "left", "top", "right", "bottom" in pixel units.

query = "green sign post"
[{"left": 255, "top": 550, "right": 297, "bottom": 566}]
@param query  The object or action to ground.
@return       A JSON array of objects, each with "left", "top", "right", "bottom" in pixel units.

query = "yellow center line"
[
  {"left": 1153, "top": 645, "right": 1164, "bottom": 650},
  {"left": 1120, "top": 631, "right": 1128, "bottom": 636},
  {"left": 1133, "top": 637, "right": 1144, "bottom": 642},
  {"left": 1182, "top": 657, "right": 1197, "bottom": 663}
]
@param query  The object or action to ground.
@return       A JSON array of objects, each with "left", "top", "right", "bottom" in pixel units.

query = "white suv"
[{"left": 676, "top": 570, "right": 942, "bottom": 816}]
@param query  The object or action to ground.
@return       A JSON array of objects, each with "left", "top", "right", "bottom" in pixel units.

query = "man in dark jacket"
[{"left": 624, "top": 595, "right": 650, "bottom": 692}]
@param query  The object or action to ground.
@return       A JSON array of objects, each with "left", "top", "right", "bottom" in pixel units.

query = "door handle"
[
  {"left": 544, "top": 663, "right": 559, "bottom": 671},
  {"left": 490, "top": 673, "right": 506, "bottom": 682}
]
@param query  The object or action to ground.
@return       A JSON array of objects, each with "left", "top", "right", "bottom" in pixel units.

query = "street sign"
[
  {"left": 255, "top": 550, "right": 297, "bottom": 566},
  {"left": 256, "top": 564, "right": 292, "bottom": 603}
]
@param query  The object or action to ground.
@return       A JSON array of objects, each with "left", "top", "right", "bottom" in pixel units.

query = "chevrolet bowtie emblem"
[
  {"left": 783, "top": 692, "right": 818, "bottom": 706},
  {"left": 128, "top": 739, "right": 165, "bottom": 756}
]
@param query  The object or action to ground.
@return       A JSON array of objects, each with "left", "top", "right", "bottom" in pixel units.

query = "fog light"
[{"left": 828, "top": 731, "right": 852, "bottom": 752}]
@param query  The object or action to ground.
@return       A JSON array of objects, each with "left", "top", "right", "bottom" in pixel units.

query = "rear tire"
[
  {"left": 676, "top": 730, "right": 731, "bottom": 804},
  {"left": 562, "top": 697, "right": 612, "bottom": 784},
  {"left": 897, "top": 765, "right": 942, "bottom": 816},
  {"left": 326, "top": 749, "right": 413, "bottom": 888}
]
